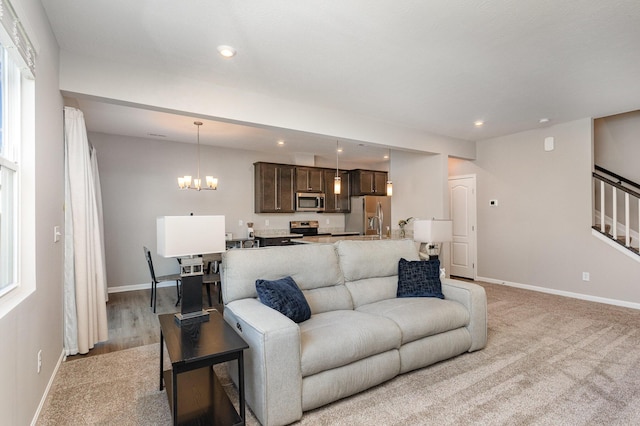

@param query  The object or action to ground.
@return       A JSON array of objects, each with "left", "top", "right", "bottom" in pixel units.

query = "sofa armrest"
[
  {"left": 441, "top": 278, "right": 487, "bottom": 352},
  {"left": 223, "top": 298, "right": 303, "bottom": 426}
]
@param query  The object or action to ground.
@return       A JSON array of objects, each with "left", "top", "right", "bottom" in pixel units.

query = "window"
[{"left": 0, "top": 44, "right": 20, "bottom": 296}]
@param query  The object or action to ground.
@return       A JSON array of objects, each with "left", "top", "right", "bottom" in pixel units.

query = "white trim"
[
  {"left": 477, "top": 275, "right": 640, "bottom": 310},
  {"left": 107, "top": 280, "right": 176, "bottom": 294},
  {"left": 591, "top": 228, "right": 640, "bottom": 263},
  {"left": 30, "top": 349, "right": 65, "bottom": 426},
  {"left": 593, "top": 210, "right": 639, "bottom": 246},
  {"left": 448, "top": 173, "right": 476, "bottom": 180}
]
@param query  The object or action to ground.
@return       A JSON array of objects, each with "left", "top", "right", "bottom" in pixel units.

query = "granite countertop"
[
  {"left": 254, "top": 233, "right": 302, "bottom": 239},
  {"left": 294, "top": 235, "right": 399, "bottom": 244}
]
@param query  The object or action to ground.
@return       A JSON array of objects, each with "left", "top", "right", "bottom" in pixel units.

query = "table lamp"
[
  {"left": 157, "top": 215, "right": 226, "bottom": 324},
  {"left": 413, "top": 219, "right": 453, "bottom": 260}
]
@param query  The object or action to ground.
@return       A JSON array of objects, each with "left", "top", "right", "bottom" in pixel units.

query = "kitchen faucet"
[{"left": 369, "top": 215, "right": 383, "bottom": 239}]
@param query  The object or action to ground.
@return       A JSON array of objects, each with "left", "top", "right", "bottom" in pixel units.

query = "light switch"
[{"left": 54, "top": 226, "right": 62, "bottom": 243}]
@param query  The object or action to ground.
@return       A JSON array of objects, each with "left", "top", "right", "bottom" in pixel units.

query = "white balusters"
[
  {"left": 625, "top": 192, "right": 630, "bottom": 247},
  {"left": 600, "top": 180, "right": 605, "bottom": 233},
  {"left": 612, "top": 186, "right": 617, "bottom": 240}
]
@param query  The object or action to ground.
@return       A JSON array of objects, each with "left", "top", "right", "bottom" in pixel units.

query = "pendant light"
[
  {"left": 178, "top": 121, "right": 218, "bottom": 191},
  {"left": 334, "top": 140, "right": 341, "bottom": 195},
  {"left": 386, "top": 149, "right": 393, "bottom": 196}
]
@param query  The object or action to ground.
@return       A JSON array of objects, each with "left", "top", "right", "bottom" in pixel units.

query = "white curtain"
[{"left": 63, "top": 107, "right": 108, "bottom": 355}]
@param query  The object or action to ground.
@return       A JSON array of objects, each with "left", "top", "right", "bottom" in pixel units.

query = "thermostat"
[{"left": 544, "top": 137, "right": 554, "bottom": 152}]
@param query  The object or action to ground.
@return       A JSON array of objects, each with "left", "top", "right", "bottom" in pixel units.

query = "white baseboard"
[
  {"left": 477, "top": 276, "right": 640, "bottom": 311},
  {"left": 31, "top": 349, "right": 65, "bottom": 426},
  {"left": 107, "top": 281, "right": 177, "bottom": 294}
]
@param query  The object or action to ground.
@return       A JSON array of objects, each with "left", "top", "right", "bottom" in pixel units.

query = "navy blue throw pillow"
[
  {"left": 255, "top": 276, "right": 311, "bottom": 323},
  {"left": 397, "top": 258, "right": 445, "bottom": 299}
]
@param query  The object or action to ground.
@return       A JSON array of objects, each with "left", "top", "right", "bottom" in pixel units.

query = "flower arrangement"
[{"left": 398, "top": 217, "right": 413, "bottom": 238}]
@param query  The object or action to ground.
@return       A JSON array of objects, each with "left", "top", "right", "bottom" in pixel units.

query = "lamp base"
[{"left": 174, "top": 310, "right": 210, "bottom": 325}]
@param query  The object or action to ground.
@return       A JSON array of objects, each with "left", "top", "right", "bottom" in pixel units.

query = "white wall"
[
  {"left": 450, "top": 118, "right": 640, "bottom": 305},
  {"left": 0, "top": 1, "right": 64, "bottom": 424}
]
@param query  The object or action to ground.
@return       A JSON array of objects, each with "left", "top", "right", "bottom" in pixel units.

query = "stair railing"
[{"left": 593, "top": 165, "right": 640, "bottom": 253}]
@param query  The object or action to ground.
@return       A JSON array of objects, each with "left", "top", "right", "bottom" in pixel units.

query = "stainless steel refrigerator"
[{"left": 345, "top": 196, "right": 391, "bottom": 236}]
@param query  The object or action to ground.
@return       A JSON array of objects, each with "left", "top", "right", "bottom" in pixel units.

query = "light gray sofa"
[{"left": 221, "top": 239, "right": 487, "bottom": 426}]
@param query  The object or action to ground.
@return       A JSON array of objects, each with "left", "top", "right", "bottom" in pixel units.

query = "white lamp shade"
[
  {"left": 413, "top": 219, "right": 453, "bottom": 243},
  {"left": 157, "top": 215, "right": 226, "bottom": 257}
]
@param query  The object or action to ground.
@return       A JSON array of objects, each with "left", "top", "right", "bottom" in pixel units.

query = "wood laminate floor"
[{"left": 66, "top": 284, "right": 223, "bottom": 361}]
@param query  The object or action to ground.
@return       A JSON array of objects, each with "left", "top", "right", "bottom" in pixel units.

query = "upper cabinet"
[
  {"left": 295, "top": 167, "right": 324, "bottom": 192},
  {"left": 254, "top": 162, "right": 296, "bottom": 213},
  {"left": 350, "top": 169, "right": 388, "bottom": 195},
  {"left": 323, "top": 169, "right": 351, "bottom": 213}
]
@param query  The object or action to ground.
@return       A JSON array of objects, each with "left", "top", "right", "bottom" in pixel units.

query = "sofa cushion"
[
  {"left": 337, "top": 239, "right": 420, "bottom": 282},
  {"left": 256, "top": 276, "right": 311, "bottom": 323},
  {"left": 397, "top": 258, "right": 444, "bottom": 299},
  {"left": 357, "top": 298, "right": 470, "bottom": 345},
  {"left": 345, "top": 276, "right": 397, "bottom": 309},
  {"left": 299, "top": 310, "right": 401, "bottom": 377},
  {"left": 222, "top": 243, "right": 345, "bottom": 305}
]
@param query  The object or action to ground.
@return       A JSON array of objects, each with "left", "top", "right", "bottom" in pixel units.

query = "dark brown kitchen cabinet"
[
  {"left": 254, "top": 162, "right": 296, "bottom": 213},
  {"left": 350, "top": 169, "right": 388, "bottom": 195},
  {"left": 295, "top": 167, "right": 324, "bottom": 192},
  {"left": 323, "top": 169, "right": 351, "bottom": 212}
]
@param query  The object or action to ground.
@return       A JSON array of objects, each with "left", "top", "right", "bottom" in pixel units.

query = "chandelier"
[{"left": 178, "top": 121, "right": 218, "bottom": 190}]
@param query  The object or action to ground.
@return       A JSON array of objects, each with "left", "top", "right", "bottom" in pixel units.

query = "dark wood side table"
[{"left": 159, "top": 310, "right": 249, "bottom": 425}]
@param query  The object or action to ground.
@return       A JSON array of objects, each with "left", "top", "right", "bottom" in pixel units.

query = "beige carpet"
[{"left": 38, "top": 283, "right": 640, "bottom": 425}]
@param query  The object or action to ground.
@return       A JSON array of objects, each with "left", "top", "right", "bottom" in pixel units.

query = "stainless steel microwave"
[{"left": 296, "top": 192, "right": 325, "bottom": 212}]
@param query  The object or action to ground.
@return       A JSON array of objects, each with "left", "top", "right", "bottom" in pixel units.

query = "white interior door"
[{"left": 448, "top": 175, "right": 477, "bottom": 279}]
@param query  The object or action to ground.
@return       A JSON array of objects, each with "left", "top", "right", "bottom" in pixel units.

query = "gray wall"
[
  {"left": 594, "top": 110, "right": 640, "bottom": 183},
  {"left": 89, "top": 133, "right": 447, "bottom": 291},
  {"left": 91, "top": 132, "right": 450, "bottom": 290},
  {"left": 450, "top": 118, "right": 640, "bottom": 305},
  {"left": 0, "top": 1, "right": 64, "bottom": 424}
]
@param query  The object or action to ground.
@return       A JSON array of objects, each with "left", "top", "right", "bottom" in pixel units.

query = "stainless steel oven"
[{"left": 296, "top": 192, "right": 325, "bottom": 212}]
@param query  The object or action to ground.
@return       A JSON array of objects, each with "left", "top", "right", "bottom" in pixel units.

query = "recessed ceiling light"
[
  {"left": 337, "top": 147, "right": 343, "bottom": 153},
  {"left": 539, "top": 118, "right": 550, "bottom": 124},
  {"left": 217, "top": 45, "right": 237, "bottom": 58},
  {"left": 474, "top": 120, "right": 484, "bottom": 127},
  {"left": 277, "top": 140, "right": 285, "bottom": 146},
  {"left": 383, "top": 154, "right": 389, "bottom": 159}
]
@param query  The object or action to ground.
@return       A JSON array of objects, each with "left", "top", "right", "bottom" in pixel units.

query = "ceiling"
[{"left": 41, "top": 0, "right": 640, "bottom": 163}]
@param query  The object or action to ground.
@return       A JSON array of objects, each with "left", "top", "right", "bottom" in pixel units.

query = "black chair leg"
[
  {"left": 152, "top": 281, "right": 157, "bottom": 313},
  {"left": 206, "top": 282, "right": 212, "bottom": 307}
]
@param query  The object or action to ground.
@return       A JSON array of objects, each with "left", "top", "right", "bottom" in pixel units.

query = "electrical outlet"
[
  {"left": 582, "top": 272, "right": 590, "bottom": 282},
  {"left": 37, "top": 350, "right": 42, "bottom": 373},
  {"left": 326, "top": 218, "right": 330, "bottom": 225},
  {"left": 265, "top": 219, "right": 269, "bottom": 226},
  {"left": 238, "top": 220, "right": 243, "bottom": 227}
]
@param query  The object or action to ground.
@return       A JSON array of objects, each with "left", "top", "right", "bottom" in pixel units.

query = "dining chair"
[
  {"left": 143, "top": 246, "right": 181, "bottom": 313},
  {"left": 203, "top": 253, "right": 223, "bottom": 305}
]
